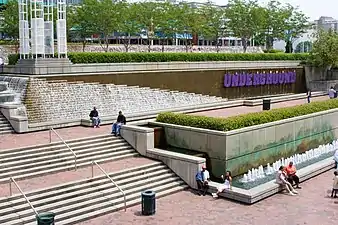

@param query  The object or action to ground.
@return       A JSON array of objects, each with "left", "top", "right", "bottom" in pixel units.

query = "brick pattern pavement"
[
  {"left": 78, "top": 169, "right": 338, "bottom": 225},
  {"left": 192, "top": 95, "right": 328, "bottom": 118}
]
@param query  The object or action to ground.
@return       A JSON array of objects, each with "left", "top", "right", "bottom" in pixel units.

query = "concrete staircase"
[
  {"left": 0, "top": 113, "right": 13, "bottom": 134},
  {"left": 0, "top": 162, "right": 187, "bottom": 225},
  {"left": 0, "top": 134, "right": 138, "bottom": 183}
]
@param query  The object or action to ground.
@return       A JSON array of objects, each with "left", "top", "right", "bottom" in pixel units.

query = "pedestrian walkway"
[
  {"left": 0, "top": 96, "right": 328, "bottom": 150},
  {"left": 78, "top": 169, "right": 338, "bottom": 225},
  {"left": 192, "top": 95, "right": 328, "bottom": 118}
]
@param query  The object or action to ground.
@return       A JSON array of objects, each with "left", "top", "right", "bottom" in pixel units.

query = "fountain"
[
  {"left": 239, "top": 140, "right": 338, "bottom": 184},
  {"left": 0, "top": 76, "right": 28, "bottom": 104},
  {"left": 0, "top": 82, "right": 15, "bottom": 104}
]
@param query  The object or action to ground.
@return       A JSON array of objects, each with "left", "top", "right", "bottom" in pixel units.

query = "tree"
[
  {"left": 155, "top": 1, "right": 180, "bottom": 52},
  {"left": 135, "top": 1, "right": 161, "bottom": 52},
  {"left": 284, "top": 5, "right": 309, "bottom": 53},
  {"left": 176, "top": 2, "right": 203, "bottom": 52},
  {"left": 225, "top": 0, "right": 264, "bottom": 53},
  {"left": 262, "top": 0, "right": 292, "bottom": 50},
  {"left": 200, "top": 1, "right": 227, "bottom": 52},
  {"left": 119, "top": 2, "right": 142, "bottom": 52},
  {"left": 82, "top": 0, "right": 123, "bottom": 52},
  {"left": 69, "top": 1, "right": 96, "bottom": 51},
  {"left": 308, "top": 29, "right": 338, "bottom": 69},
  {"left": 1, "top": 0, "right": 19, "bottom": 48}
]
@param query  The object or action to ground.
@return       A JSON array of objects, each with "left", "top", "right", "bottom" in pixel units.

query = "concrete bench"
[{"left": 206, "top": 157, "right": 335, "bottom": 204}]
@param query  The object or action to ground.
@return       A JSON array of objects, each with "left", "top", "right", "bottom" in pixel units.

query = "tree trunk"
[
  {"left": 241, "top": 37, "right": 248, "bottom": 53},
  {"left": 105, "top": 36, "right": 109, "bottom": 52}
]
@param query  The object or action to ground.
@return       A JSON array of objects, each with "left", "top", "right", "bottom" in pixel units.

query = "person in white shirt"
[
  {"left": 276, "top": 166, "right": 298, "bottom": 196},
  {"left": 331, "top": 171, "right": 338, "bottom": 198},
  {"left": 0, "top": 57, "right": 3, "bottom": 73},
  {"left": 328, "top": 87, "right": 336, "bottom": 99},
  {"left": 334, "top": 149, "right": 338, "bottom": 169},
  {"left": 212, "top": 171, "right": 232, "bottom": 198}
]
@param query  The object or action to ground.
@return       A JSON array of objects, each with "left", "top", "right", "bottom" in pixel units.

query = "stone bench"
[{"left": 206, "top": 157, "right": 335, "bottom": 204}]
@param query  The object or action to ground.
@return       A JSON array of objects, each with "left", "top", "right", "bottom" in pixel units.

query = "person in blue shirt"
[{"left": 195, "top": 165, "right": 210, "bottom": 196}]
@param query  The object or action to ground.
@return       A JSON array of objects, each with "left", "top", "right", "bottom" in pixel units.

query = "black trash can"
[
  {"left": 263, "top": 99, "right": 271, "bottom": 110},
  {"left": 36, "top": 212, "right": 55, "bottom": 225},
  {"left": 141, "top": 190, "right": 156, "bottom": 216}
]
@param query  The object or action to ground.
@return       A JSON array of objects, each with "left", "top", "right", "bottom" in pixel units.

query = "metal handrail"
[
  {"left": 91, "top": 161, "right": 127, "bottom": 212},
  {"left": 49, "top": 128, "right": 77, "bottom": 170},
  {"left": 9, "top": 177, "right": 38, "bottom": 216}
]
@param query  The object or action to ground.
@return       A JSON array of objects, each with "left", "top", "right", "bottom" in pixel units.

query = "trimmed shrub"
[
  {"left": 8, "top": 54, "right": 19, "bottom": 65},
  {"left": 8, "top": 52, "right": 309, "bottom": 65},
  {"left": 156, "top": 99, "right": 338, "bottom": 132}
]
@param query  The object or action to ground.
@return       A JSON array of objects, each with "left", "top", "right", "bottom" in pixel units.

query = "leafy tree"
[
  {"left": 284, "top": 5, "right": 309, "bottom": 53},
  {"left": 155, "top": 1, "right": 179, "bottom": 52},
  {"left": 200, "top": 1, "right": 227, "bottom": 52},
  {"left": 135, "top": 1, "right": 161, "bottom": 52},
  {"left": 308, "top": 29, "right": 338, "bottom": 69},
  {"left": 119, "top": 2, "right": 142, "bottom": 52},
  {"left": 1, "top": 0, "right": 19, "bottom": 50},
  {"left": 225, "top": 0, "right": 264, "bottom": 53},
  {"left": 176, "top": 2, "right": 203, "bottom": 52},
  {"left": 69, "top": 1, "right": 96, "bottom": 51},
  {"left": 262, "top": 0, "right": 292, "bottom": 50},
  {"left": 82, "top": 0, "right": 123, "bottom": 52}
]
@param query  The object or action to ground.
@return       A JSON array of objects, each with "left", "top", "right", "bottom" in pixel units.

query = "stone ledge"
[
  {"left": 207, "top": 157, "right": 336, "bottom": 204},
  {"left": 147, "top": 148, "right": 206, "bottom": 164}
]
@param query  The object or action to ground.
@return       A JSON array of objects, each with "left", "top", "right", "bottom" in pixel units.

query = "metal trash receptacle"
[
  {"left": 141, "top": 190, "right": 156, "bottom": 216},
  {"left": 263, "top": 99, "right": 271, "bottom": 110},
  {"left": 36, "top": 212, "right": 55, "bottom": 225}
]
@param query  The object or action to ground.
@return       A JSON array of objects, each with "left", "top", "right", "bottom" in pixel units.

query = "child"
[{"left": 331, "top": 171, "right": 338, "bottom": 198}]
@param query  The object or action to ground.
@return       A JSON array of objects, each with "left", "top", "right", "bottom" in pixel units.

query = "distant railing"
[
  {"left": 49, "top": 128, "right": 77, "bottom": 170},
  {"left": 9, "top": 177, "right": 38, "bottom": 216},
  {"left": 91, "top": 161, "right": 127, "bottom": 212}
]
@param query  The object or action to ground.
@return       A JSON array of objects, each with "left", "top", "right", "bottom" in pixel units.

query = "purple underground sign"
[{"left": 224, "top": 71, "right": 296, "bottom": 87}]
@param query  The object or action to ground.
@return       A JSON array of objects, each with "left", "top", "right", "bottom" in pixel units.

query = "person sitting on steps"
[
  {"left": 212, "top": 171, "right": 232, "bottom": 198},
  {"left": 89, "top": 107, "right": 101, "bottom": 128},
  {"left": 276, "top": 166, "right": 298, "bottom": 196},
  {"left": 285, "top": 161, "right": 301, "bottom": 189},
  {"left": 111, "top": 111, "right": 126, "bottom": 136}
]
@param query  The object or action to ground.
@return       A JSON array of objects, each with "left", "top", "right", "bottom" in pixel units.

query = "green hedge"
[
  {"left": 8, "top": 52, "right": 309, "bottom": 65},
  {"left": 156, "top": 99, "right": 338, "bottom": 132}
]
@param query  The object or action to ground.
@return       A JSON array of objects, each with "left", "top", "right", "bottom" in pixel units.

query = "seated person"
[
  {"left": 212, "top": 171, "right": 232, "bottom": 198},
  {"left": 111, "top": 111, "right": 126, "bottom": 136},
  {"left": 285, "top": 161, "right": 301, "bottom": 189},
  {"left": 331, "top": 171, "right": 338, "bottom": 198},
  {"left": 276, "top": 166, "right": 298, "bottom": 196},
  {"left": 195, "top": 165, "right": 210, "bottom": 196},
  {"left": 89, "top": 107, "right": 101, "bottom": 128}
]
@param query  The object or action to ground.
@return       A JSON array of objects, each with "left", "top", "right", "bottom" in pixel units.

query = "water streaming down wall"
[
  {"left": 0, "top": 76, "right": 28, "bottom": 104},
  {"left": 24, "top": 78, "right": 225, "bottom": 123}
]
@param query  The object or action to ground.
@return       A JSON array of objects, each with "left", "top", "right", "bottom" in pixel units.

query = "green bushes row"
[
  {"left": 8, "top": 52, "right": 309, "bottom": 65},
  {"left": 156, "top": 99, "right": 338, "bottom": 132}
]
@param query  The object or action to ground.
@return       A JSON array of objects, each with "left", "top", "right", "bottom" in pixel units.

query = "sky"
[{"left": 186, "top": 0, "right": 338, "bottom": 21}]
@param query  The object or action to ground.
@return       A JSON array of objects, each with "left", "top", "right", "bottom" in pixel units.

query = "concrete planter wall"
[
  {"left": 304, "top": 66, "right": 338, "bottom": 91},
  {"left": 150, "top": 108, "right": 338, "bottom": 177}
]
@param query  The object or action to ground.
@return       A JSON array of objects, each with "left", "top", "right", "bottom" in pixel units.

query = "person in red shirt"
[{"left": 285, "top": 162, "right": 301, "bottom": 189}]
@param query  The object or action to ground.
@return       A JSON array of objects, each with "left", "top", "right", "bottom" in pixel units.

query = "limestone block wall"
[
  {"left": 24, "top": 78, "right": 225, "bottom": 124},
  {"left": 150, "top": 109, "right": 338, "bottom": 177}
]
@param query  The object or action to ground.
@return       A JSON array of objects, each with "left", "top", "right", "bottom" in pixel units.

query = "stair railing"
[
  {"left": 49, "top": 128, "right": 77, "bottom": 170},
  {"left": 91, "top": 161, "right": 127, "bottom": 212},
  {"left": 9, "top": 177, "right": 38, "bottom": 216}
]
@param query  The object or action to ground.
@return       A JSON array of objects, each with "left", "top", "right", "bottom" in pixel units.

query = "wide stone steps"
[
  {"left": 0, "top": 113, "right": 13, "bottom": 134},
  {"left": 0, "top": 162, "right": 187, "bottom": 225},
  {"left": 0, "top": 134, "right": 139, "bottom": 183}
]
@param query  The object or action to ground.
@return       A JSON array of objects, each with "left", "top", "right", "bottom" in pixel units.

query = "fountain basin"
[{"left": 0, "top": 93, "right": 15, "bottom": 103}]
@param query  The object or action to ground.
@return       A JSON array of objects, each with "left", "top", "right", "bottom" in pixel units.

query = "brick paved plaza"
[{"left": 79, "top": 169, "right": 337, "bottom": 225}]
